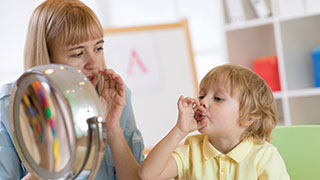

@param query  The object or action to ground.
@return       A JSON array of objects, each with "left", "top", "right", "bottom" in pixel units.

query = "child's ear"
[{"left": 241, "top": 118, "right": 255, "bottom": 127}]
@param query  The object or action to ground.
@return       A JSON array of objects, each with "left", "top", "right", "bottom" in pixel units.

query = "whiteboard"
[{"left": 103, "top": 19, "right": 198, "bottom": 149}]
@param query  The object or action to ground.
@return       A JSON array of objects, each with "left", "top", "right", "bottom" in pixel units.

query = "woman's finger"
[
  {"left": 100, "top": 69, "right": 119, "bottom": 89},
  {"left": 99, "top": 70, "right": 110, "bottom": 88},
  {"left": 107, "top": 69, "right": 117, "bottom": 89},
  {"left": 115, "top": 76, "right": 125, "bottom": 97}
]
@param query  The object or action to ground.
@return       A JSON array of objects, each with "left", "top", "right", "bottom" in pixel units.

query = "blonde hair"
[
  {"left": 24, "top": 0, "right": 105, "bottom": 94},
  {"left": 200, "top": 64, "right": 277, "bottom": 144}
]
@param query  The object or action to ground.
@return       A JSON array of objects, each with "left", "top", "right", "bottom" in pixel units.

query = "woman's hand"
[
  {"left": 21, "top": 173, "right": 35, "bottom": 180},
  {"left": 99, "top": 69, "right": 125, "bottom": 132},
  {"left": 176, "top": 96, "right": 207, "bottom": 135}
]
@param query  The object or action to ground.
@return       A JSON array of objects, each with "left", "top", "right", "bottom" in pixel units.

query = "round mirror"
[{"left": 10, "top": 64, "right": 106, "bottom": 180}]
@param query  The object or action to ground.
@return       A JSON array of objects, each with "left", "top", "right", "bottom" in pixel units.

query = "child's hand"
[
  {"left": 99, "top": 69, "right": 125, "bottom": 132},
  {"left": 176, "top": 96, "right": 207, "bottom": 135}
]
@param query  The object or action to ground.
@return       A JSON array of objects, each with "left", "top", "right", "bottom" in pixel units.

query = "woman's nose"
[{"left": 85, "top": 54, "right": 100, "bottom": 69}]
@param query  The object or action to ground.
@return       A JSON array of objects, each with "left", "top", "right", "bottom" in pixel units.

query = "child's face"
[{"left": 195, "top": 80, "right": 248, "bottom": 140}]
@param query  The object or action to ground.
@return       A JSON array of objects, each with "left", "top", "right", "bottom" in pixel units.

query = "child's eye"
[
  {"left": 198, "top": 96, "right": 205, "bottom": 100},
  {"left": 71, "top": 52, "right": 83, "bottom": 58},
  {"left": 214, "top": 97, "right": 223, "bottom": 102}
]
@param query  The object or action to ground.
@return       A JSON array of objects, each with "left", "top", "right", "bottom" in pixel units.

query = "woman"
[{"left": 0, "top": 0, "right": 144, "bottom": 179}]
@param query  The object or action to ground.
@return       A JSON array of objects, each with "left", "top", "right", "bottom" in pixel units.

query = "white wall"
[
  {"left": 0, "top": 0, "right": 102, "bottom": 85},
  {"left": 0, "top": 0, "right": 225, "bottom": 148},
  {"left": 0, "top": 0, "right": 42, "bottom": 85}
]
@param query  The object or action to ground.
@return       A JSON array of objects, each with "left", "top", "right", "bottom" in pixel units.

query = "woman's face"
[{"left": 50, "top": 38, "right": 105, "bottom": 87}]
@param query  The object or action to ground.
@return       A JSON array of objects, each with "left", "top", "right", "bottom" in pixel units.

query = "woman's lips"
[
  {"left": 194, "top": 111, "right": 206, "bottom": 121},
  {"left": 87, "top": 75, "right": 96, "bottom": 84}
]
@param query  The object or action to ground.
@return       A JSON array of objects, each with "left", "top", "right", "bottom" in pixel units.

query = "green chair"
[{"left": 271, "top": 125, "right": 320, "bottom": 180}]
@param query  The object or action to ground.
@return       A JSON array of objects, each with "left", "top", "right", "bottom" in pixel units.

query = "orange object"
[{"left": 253, "top": 55, "right": 281, "bottom": 92}]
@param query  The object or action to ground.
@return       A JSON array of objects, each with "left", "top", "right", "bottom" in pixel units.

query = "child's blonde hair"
[
  {"left": 24, "top": 0, "right": 106, "bottom": 94},
  {"left": 200, "top": 64, "right": 277, "bottom": 144}
]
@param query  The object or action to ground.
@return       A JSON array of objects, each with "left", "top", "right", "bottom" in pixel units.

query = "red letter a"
[{"left": 127, "top": 49, "right": 148, "bottom": 74}]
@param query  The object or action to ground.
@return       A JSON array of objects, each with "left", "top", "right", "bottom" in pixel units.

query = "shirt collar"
[
  {"left": 0, "top": 82, "right": 14, "bottom": 99},
  {"left": 203, "top": 135, "right": 221, "bottom": 160},
  {"left": 202, "top": 136, "right": 253, "bottom": 163}
]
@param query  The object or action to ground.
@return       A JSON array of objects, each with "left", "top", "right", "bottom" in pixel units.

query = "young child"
[{"left": 138, "top": 64, "right": 290, "bottom": 180}]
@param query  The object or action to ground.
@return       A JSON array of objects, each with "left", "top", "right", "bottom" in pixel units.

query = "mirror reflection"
[{"left": 19, "top": 81, "right": 72, "bottom": 173}]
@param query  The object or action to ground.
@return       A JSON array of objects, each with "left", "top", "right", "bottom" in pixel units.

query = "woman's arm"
[
  {"left": 138, "top": 96, "right": 207, "bottom": 180},
  {"left": 21, "top": 173, "right": 35, "bottom": 180},
  {"left": 99, "top": 69, "right": 141, "bottom": 180},
  {"left": 107, "top": 127, "right": 141, "bottom": 180},
  {"left": 120, "top": 87, "right": 144, "bottom": 164},
  {"left": 0, "top": 125, "right": 27, "bottom": 180},
  {"left": 0, "top": 89, "right": 28, "bottom": 180}
]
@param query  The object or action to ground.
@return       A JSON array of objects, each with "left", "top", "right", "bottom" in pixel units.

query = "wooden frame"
[{"left": 103, "top": 18, "right": 198, "bottom": 93}]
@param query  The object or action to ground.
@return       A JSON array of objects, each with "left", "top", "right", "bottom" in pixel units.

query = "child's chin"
[{"left": 198, "top": 126, "right": 207, "bottom": 134}]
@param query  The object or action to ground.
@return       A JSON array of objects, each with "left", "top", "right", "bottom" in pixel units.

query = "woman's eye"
[
  {"left": 71, "top": 52, "right": 83, "bottom": 58},
  {"left": 214, "top": 97, "right": 223, "bottom": 102},
  {"left": 96, "top": 47, "right": 104, "bottom": 51}
]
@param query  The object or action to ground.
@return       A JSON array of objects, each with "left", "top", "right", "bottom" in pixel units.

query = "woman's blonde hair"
[
  {"left": 200, "top": 64, "right": 278, "bottom": 144},
  {"left": 24, "top": 0, "right": 105, "bottom": 94}
]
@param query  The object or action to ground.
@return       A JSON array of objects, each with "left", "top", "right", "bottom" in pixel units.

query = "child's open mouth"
[{"left": 194, "top": 111, "right": 206, "bottom": 121}]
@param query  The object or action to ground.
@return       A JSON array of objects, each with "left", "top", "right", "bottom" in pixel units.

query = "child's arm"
[{"left": 138, "top": 96, "right": 207, "bottom": 180}]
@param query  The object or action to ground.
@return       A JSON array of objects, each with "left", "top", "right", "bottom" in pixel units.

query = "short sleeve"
[
  {"left": 257, "top": 146, "right": 290, "bottom": 180},
  {"left": 172, "top": 144, "right": 190, "bottom": 179}
]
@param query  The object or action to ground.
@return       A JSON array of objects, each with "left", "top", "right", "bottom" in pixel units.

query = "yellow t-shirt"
[{"left": 172, "top": 134, "right": 290, "bottom": 180}]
